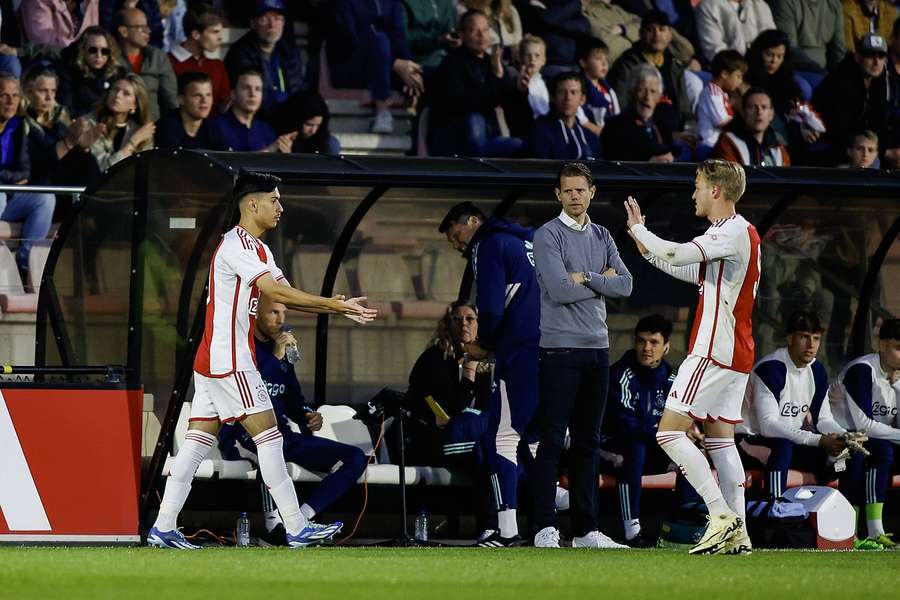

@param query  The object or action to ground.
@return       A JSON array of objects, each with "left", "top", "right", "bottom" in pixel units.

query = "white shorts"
[
  {"left": 665, "top": 355, "right": 749, "bottom": 424},
  {"left": 190, "top": 370, "right": 272, "bottom": 423}
]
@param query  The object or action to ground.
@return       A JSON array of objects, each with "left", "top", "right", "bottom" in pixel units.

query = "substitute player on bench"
[
  {"left": 149, "top": 171, "right": 376, "bottom": 549},
  {"left": 625, "top": 159, "right": 759, "bottom": 555}
]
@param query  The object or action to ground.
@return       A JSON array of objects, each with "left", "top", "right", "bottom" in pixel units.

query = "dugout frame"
[{"left": 25, "top": 150, "right": 900, "bottom": 535}]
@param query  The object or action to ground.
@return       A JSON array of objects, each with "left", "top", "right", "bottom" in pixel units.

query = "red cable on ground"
[{"left": 336, "top": 415, "right": 385, "bottom": 545}]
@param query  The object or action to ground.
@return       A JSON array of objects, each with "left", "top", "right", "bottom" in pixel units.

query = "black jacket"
[
  {"left": 430, "top": 48, "right": 514, "bottom": 124},
  {"left": 602, "top": 108, "right": 674, "bottom": 161},
  {"left": 58, "top": 65, "right": 128, "bottom": 118},
  {"left": 224, "top": 31, "right": 305, "bottom": 111}
]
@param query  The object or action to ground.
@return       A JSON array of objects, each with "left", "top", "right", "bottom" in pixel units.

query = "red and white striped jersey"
[
  {"left": 696, "top": 81, "right": 734, "bottom": 147},
  {"left": 687, "top": 214, "right": 761, "bottom": 373},
  {"left": 194, "top": 226, "right": 287, "bottom": 377}
]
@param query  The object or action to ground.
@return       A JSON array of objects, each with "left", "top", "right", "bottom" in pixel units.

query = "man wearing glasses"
[{"left": 113, "top": 7, "right": 178, "bottom": 121}]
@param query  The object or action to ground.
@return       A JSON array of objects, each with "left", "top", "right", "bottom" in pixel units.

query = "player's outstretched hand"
[
  {"left": 624, "top": 196, "right": 646, "bottom": 229},
  {"left": 337, "top": 296, "right": 378, "bottom": 324}
]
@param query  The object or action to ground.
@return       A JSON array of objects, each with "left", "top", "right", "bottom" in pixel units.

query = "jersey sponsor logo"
[
  {"left": 780, "top": 403, "right": 810, "bottom": 418},
  {"left": 872, "top": 402, "right": 898, "bottom": 417},
  {"left": 265, "top": 382, "right": 286, "bottom": 399}
]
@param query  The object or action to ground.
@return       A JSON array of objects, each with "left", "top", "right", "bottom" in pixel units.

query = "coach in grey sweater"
[{"left": 530, "top": 162, "right": 633, "bottom": 549}]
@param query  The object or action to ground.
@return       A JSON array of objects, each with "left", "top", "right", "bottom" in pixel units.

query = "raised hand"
[
  {"left": 338, "top": 296, "right": 378, "bottom": 323},
  {"left": 624, "top": 196, "right": 646, "bottom": 229}
]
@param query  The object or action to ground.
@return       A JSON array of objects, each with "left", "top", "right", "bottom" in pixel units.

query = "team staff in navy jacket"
[
  {"left": 439, "top": 201, "right": 541, "bottom": 547},
  {"left": 530, "top": 72, "right": 601, "bottom": 160},
  {"left": 603, "top": 314, "right": 696, "bottom": 547},
  {"left": 738, "top": 311, "right": 845, "bottom": 499},
  {"left": 218, "top": 298, "right": 367, "bottom": 545}
]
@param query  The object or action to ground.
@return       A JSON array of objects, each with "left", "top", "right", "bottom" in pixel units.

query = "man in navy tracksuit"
[
  {"left": 218, "top": 298, "right": 367, "bottom": 545},
  {"left": 440, "top": 202, "right": 541, "bottom": 546}
]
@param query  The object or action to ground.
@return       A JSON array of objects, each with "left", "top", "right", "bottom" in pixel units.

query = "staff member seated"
[{"left": 218, "top": 297, "right": 368, "bottom": 546}]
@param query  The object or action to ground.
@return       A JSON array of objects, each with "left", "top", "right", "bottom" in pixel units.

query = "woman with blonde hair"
[
  {"left": 59, "top": 25, "right": 127, "bottom": 117},
  {"left": 88, "top": 73, "right": 156, "bottom": 170}
]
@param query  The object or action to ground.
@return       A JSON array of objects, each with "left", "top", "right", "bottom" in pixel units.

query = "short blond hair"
[
  {"left": 697, "top": 159, "right": 746, "bottom": 203},
  {"left": 519, "top": 34, "right": 546, "bottom": 55}
]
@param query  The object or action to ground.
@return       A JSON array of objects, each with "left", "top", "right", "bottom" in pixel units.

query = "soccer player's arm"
[
  {"left": 584, "top": 232, "right": 633, "bottom": 299},
  {"left": 810, "top": 362, "right": 844, "bottom": 435},
  {"left": 532, "top": 228, "right": 597, "bottom": 305},
  {"left": 752, "top": 361, "right": 821, "bottom": 446},
  {"left": 842, "top": 363, "right": 900, "bottom": 443}
]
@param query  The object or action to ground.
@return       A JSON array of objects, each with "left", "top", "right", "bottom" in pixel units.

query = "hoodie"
[{"left": 604, "top": 350, "right": 674, "bottom": 443}]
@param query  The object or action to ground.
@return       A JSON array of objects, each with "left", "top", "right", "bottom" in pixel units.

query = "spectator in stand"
[
  {"left": 745, "top": 29, "right": 809, "bottom": 110},
  {"left": 225, "top": 0, "right": 305, "bottom": 115},
  {"left": 21, "top": 69, "right": 101, "bottom": 190},
  {"left": 461, "top": 0, "right": 523, "bottom": 60},
  {"left": 693, "top": 0, "right": 774, "bottom": 63},
  {"left": 695, "top": 50, "right": 746, "bottom": 156},
  {"left": 20, "top": 0, "right": 100, "bottom": 49},
  {"left": 578, "top": 37, "right": 620, "bottom": 134},
  {"left": 209, "top": 68, "right": 294, "bottom": 152},
  {"left": 429, "top": 10, "right": 522, "bottom": 157},
  {"left": 155, "top": 71, "right": 222, "bottom": 149},
  {"left": 712, "top": 87, "right": 791, "bottom": 166},
  {"left": 582, "top": 0, "right": 695, "bottom": 65},
  {"left": 87, "top": 73, "right": 155, "bottom": 170},
  {"left": 58, "top": 26, "right": 128, "bottom": 118},
  {"left": 813, "top": 33, "right": 891, "bottom": 165},
  {"left": 530, "top": 72, "right": 601, "bottom": 159},
  {"left": 608, "top": 10, "right": 693, "bottom": 134},
  {"left": 401, "top": 0, "right": 460, "bottom": 70},
  {"left": 271, "top": 92, "right": 341, "bottom": 156},
  {"left": 843, "top": 1, "right": 898, "bottom": 54},
  {"left": 101, "top": 0, "right": 165, "bottom": 49},
  {"left": 772, "top": 0, "right": 846, "bottom": 91},
  {"left": 518, "top": 0, "right": 591, "bottom": 68},
  {"left": 844, "top": 129, "right": 880, "bottom": 168},
  {"left": 0, "top": 73, "right": 55, "bottom": 289},
  {"left": 114, "top": 7, "right": 179, "bottom": 121},
  {"left": 603, "top": 63, "right": 676, "bottom": 161},
  {"left": 602, "top": 314, "right": 695, "bottom": 548},
  {"left": 327, "top": 0, "right": 423, "bottom": 134},
  {"left": 0, "top": 2, "right": 22, "bottom": 78},
  {"left": 885, "top": 17, "right": 900, "bottom": 168},
  {"left": 168, "top": 6, "right": 230, "bottom": 113},
  {"left": 737, "top": 311, "right": 846, "bottom": 501},
  {"left": 160, "top": 0, "right": 187, "bottom": 52}
]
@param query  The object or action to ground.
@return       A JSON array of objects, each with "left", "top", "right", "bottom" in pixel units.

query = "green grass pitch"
[{"left": 1, "top": 547, "right": 898, "bottom": 600}]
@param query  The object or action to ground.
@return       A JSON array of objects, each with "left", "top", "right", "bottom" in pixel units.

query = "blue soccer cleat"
[
  {"left": 147, "top": 527, "right": 202, "bottom": 550},
  {"left": 287, "top": 520, "right": 344, "bottom": 548}
]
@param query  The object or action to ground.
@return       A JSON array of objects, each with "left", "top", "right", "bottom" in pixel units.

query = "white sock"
[
  {"left": 153, "top": 429, "right": 215, "bottom": 531},
  {"left": 706, "top": 438, "right": 746, "bottom": 521},
  {"left": 623, "top": 519, "right": 641, "bottom": 541},
  {"left": 300, "top": 503, "right": 316, "bottom": 521},
  {"left": 497, "top": 508, "right": 518, "bottom": 538},
  {"left": 656, "top": 431, "right": 731, "bottom": 518},
  {"left": 253, "top": 427, "right": 307, "bottom": 536}
]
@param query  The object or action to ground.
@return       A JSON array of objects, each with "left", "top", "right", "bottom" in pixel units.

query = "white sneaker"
[
  {"left": 555, "top": 486, "right": 570, "bottom": 511},
  {"left": 534, "top": 526, "right": 561, "bottom": 548},
  {"left": 371, "top": 111, "right": 394, "bottom": 133},
  {"left": 572, "top": 530, "right": 628, "bottom": 549},
  {"left": 689, "top": 511, "right": 742, "bottom": 555}
]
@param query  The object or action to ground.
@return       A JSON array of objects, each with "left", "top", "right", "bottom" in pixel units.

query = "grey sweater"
[{"left": 533, "top": 217, "right": 633, "bottom": 349}]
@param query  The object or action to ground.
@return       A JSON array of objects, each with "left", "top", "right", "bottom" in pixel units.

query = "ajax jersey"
[{"left": 194, "top": 226, "right": 286, "bottom": 377}]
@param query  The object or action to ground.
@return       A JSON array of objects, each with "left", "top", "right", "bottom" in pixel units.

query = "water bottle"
[
  {"left": 237, "top": 512, "right": 250, "bottom": 547},
  {"left": 280, "top": 325, "right": 301, "bottom": 364},
  {"left": 414, "top": 509, "right": 428, "bottom": 542}
]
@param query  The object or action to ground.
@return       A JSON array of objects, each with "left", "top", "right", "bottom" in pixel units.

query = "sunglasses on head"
[{"left": 88, "top": 47, "right": 111, "bottom": 56}]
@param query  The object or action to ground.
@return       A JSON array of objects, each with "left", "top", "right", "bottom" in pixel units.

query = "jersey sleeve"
[
  {"left": 224, "top": 241, "right": 272, "bottom": 287},
  {"left": 691, "top": 225, "right": 739, "bottom": 262}
]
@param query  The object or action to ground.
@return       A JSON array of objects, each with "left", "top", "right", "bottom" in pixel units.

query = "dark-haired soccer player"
[
  {"left": 439, "top": 200, "right": 540, "bottom": 547},
  {"left": 148, "top": 171, "right": 376, "bottom": 549},
  {"left": 738, "top": 311, "right": 846, "bottom": 499},
  {"left": 625, "top": 159, "right": 759, "bottom": 555},
  {"left": 825, "top": 318, "right": 900, "bottom": 549}
]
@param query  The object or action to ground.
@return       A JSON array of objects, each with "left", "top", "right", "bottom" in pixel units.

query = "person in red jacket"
[
  {"left": 168, "top": 6, "right": 231, "bottom": 114},
  {"left": 712, "top": 87, "right": 791, "bottom": 166}
]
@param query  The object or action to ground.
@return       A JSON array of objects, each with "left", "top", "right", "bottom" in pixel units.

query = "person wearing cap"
[
  {"left": 842, "top": 0, "right": 898, "bottom": 54},
  {"left": 607, "top": 9, "right": 693, "bottom": 133},
  {"left": 224, "top": 0, "right": 305, "bottom": 114},
  {"left": 813, "top": 33, "right": 890, "bottom": 164}
]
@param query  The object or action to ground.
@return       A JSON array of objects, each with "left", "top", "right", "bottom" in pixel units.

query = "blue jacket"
[
  {"left": 218, "top": 337, "right": 313, "bottom": 459},
  {"left": 604, "top": 350, "right": 674, "bottom": 443},
  {"left": 530, "top": 114, "right": 601, "bottom": 160},
  {"left": 468, "top": 218, "right": 540, "bottom": 358},
  {"left": 328, "top": 0, "right": 411, "bottom": 65},
  {"left": 208, "top": 111, "right": 277, "bottom": 152}
]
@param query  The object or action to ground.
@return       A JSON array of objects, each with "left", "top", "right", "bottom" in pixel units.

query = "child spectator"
[
  {"left": 846, "top": 129, "right": 879, "bottom": 168},
  {"left": 530, "top": 72, "right": 600, "bottom": 159},
  {"left": 87, "top": 73, "right": 156, "bottom": 171},
  {"left": 518, "top": 35, "right": 550, "bottom": 119},
  {"left": 58, "top": 26, "right": 128, "bottom": 118},
  {"left": 155, "top": 72, "right": 223, "bottom": 150},
  {"left": 696, "top": 50, "right": 747, "bottom": 156},
  {"left": 577, "top": 38, "right": 618, "bottom": 136},
  {"left": 168, "top": 6, "right": 231, "bottom": 113}
]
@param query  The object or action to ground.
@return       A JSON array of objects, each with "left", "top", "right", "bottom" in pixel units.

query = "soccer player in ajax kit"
[
  {"left": 625, "top": 159, "right": 760, "bottom": 555},
  {"left": 148, "top": 171, "right": 377, "bottom": 549}
]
